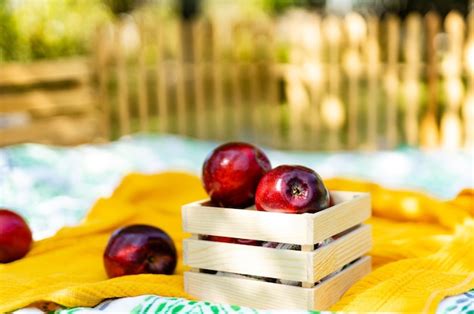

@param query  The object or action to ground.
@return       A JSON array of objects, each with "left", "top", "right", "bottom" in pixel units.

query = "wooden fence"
[
  {"left": 4, "top": 10, "right": 467, "bottom": 151},
  {"left": 93, "top": 10, "right": 474, "bottom": 151}
]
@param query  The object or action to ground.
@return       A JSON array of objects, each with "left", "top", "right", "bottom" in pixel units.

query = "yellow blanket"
[{"left": 0, "top": 172, "right": 472, "bottom": 313}]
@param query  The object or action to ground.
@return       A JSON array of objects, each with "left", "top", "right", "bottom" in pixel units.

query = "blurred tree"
[
  {"left": 103, "top": 0, "right": 146, "bottom": 16},
  {"left": 0, "top": 0, "right": 110, "bottom": 61},
  {"left": 265, "top": 0, "right": 326, "bottom": 14},
  {"left": 0, "top": 0, "right": 20, "bottom": 61},
  {"left": 179, "top": 0, "right": 200, "bottom": 20}
]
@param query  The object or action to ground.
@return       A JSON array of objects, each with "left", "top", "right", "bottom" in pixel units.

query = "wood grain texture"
[
  {"left": 312, "top": 192, "right": 371, "bottom": 243},
  {"left": 313, "top": 256, "right": 371, "bottom": 309},
  {"left": 184, "top": 256, "right": 371, "bottom": 310},
  {"left": 182, "top": 191, "right": 371, "bottom": 245},
  {"left": 183, "top": 225, "right": 370, "bottom": 283},
  {"left": 184, "top": 238, "right": 308, "bottom": 282},
  {"left": 185, "top": 270, "right": 314, "bottom": 310},
  {"left": 311, "top": 224, "right": 371, "bottom": 281},
  {"left": 182, "top": 200, "right": 309, "bottom": 244}
]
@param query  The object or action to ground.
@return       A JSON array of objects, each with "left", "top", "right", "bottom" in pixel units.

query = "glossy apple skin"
[
  {"left": 204, "top": 235, "right": 235, "bottom": 243},
  {"left": 103, "top": 225, "right": 177, "bottom": 278},
  {"left": 0, "top": 209, "right": 33, "bottom": 263},
  {"left": 202, "top": 142, "right": 271, "bottom": 208},
  {"left": 255, "top": 165, "right": 330, "bottom": 214},
  {"left": 235, "top": 238, "right": 261, "bottom": 246},
  {"left": 204, "top": 235, "right": 261, "bottom": 246}
]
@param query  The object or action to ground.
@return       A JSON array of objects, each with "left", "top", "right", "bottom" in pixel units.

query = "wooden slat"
[
  {"left": 403, "top": 13, "right": 422, "bottom": 147},
  {"left": 185, "top": 270, "right": 314, "bottom": 310},
  {"left": 176, "top": 21, "right": 187, "bottom": 135},
  {"left": 322, "top": 15, "right": 342, "bottom": 150},
  {"left": 0, "top": 115, "right": 99, "bottom": 146},
  {"left": 192, "top": 19, "right": 206, "bottom": 139},
  {"left": 313, "top": 256, "right": 371, "bottom": 309},
  {"left": 0, "top": 58, "right": 90, "bottom": 87},
  {"left": 312, "top": 192, "right": 371, "bottom": 244},
  {"left": 464, "top": 12, "right": 474, "bottom": 149},
  {"left": 1, "top": 87, "right": 94, "bottom": 117},
  {"left": 184, "top": 238, "right": 308, "bottom": 282},
  {"left": 420, "top": 11, "right": 441, "bottom": 148},
  {"left": 286, "top": 67, "right": 307, "bottom": 149},
  {"left": 182, "top": 191, "right": 370, "bottom": 245},
  {"left": 307, "top": 15, "right": 323, "bottom": 150},
  {"left": 211, "top": 19, "right": 225, "bottom": 140},
  {"left": 365, "top": 16, "right": 380, "bottom": 150},
  {"left": 441, "top": 11, "right": 465, "bottom": 149},
  {"left": 115, "top": 20, "right": 130, "bottom": 136},
  {"left": 385, "top": 14, "right": 400, "bottom": 148},
  {"left": 230, "top": 24, "right": 244, "bottom": 139},
  {"left": 249, "top": 62, "right": 260, "bottom": 142},
  {"left": 137, "top": 18, "right": 149, "bottom": 132},
  {"left": 265, "top": 22, "right": 280, "bottom": 149},
  {"left": 95, "top": 24, "right": 111, "bottom": 140},
  {"left": 156, "top": 22, "right": 168, "bottom": 133},
  {"left": 184, "top": 256, "right": 371, "bottom": 310},
  {"left": 311, "top": 224, "right": 371, "bottom": 281},
  {"left": 183, "top": 200, "right": 309, "bottom": 244},
  {"left": 344, "top": 13, "right": 366, "bottom": 149}
]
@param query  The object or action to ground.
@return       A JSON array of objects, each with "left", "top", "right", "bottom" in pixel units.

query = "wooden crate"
[{"left": 182, "top": 191, "right": 372, "bottom": 310}]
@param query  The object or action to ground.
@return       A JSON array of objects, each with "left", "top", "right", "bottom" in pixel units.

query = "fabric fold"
[{"left": 0, "top": 172, "right": 472, "bottom": 313}]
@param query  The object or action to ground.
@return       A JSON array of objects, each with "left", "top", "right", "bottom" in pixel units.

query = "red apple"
[
  {"left": 204, "top": 236, "right": 260, "bottom": 246},
  {"left": 103, "top": 225, "right": 177, "bottom": 278},
  {"left": 203, "top": 235, "right": 235, "bottom": 243},
  {"left": 0, "top": 209, "right": 32, "bottom": 263},
  {"left": 329, "top": 194, "right": 335, "bottom": 207},
  {"left": 255, "top": 165, "right": 330, "bottom": 214},
  {"left": 235, "top": 238, "right": 261, "bottom": 246},
  {"left": 202, "top": 142, "right": 271, "bottom": 208}
]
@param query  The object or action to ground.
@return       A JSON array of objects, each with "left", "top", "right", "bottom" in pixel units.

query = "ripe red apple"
[
  {"left": 202, "top": 142, "right": 271, "bottom": 208},
  {"left": 204, "top": 236, "right": 261, "bottom": 246},
  {"left": 255, "top": 165, "right": 330, "bottom": 214},
  {"left": 329, "top": 193, "right": 335, "bottom": 207},
  {"left": 0, "top": 209, "right": 33, "bottom": 263},
  {"left": 235, "top": 238, "right": 261, "bottom": 246},
  {"left": 103, "top": 225, "right": 177, "bottom": 278},
  {"left": 203, "top": 235, "right": 235, "bottom": 243}
]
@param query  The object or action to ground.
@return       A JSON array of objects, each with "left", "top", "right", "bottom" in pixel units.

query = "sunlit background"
[{"left": 1, "top": 0, "right": 473, "bottom": 151}]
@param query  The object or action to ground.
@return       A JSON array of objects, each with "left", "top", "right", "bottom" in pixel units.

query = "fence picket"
[
  {"left": 115, "top": 21, "right": 131, "bottom": 136},
  {"left": 421, "top": 11, "right": 441, "bottom": 148},
  {"left": 87, "top": 12, "right": 469, "bottom": 151},
  {"left": 156, "top": 22, "right": 168, "bottom": 133},
  {"left": 137, "top": 18, "right": 149, "bottom": 132}
]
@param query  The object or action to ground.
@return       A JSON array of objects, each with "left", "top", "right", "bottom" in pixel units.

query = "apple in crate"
[
  {"left": 103, "top": 224, "right": 177, "bottom": 278},
  {"left": 202, "top": 142, "right": 271, "bottom": 208},
  {"left": 256, "top": 165, "right": 330, "bottom": 214},
  {"left": 0, "top": 209, "right": 33, "bottom": 263},
  {"left": 204, "top": 235, "right": 261, "bottom": 246}
]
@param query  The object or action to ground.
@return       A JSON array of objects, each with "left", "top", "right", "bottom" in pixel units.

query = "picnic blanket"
[{"left": 1, "top": 172, "right": 473, "bottom": 313}]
